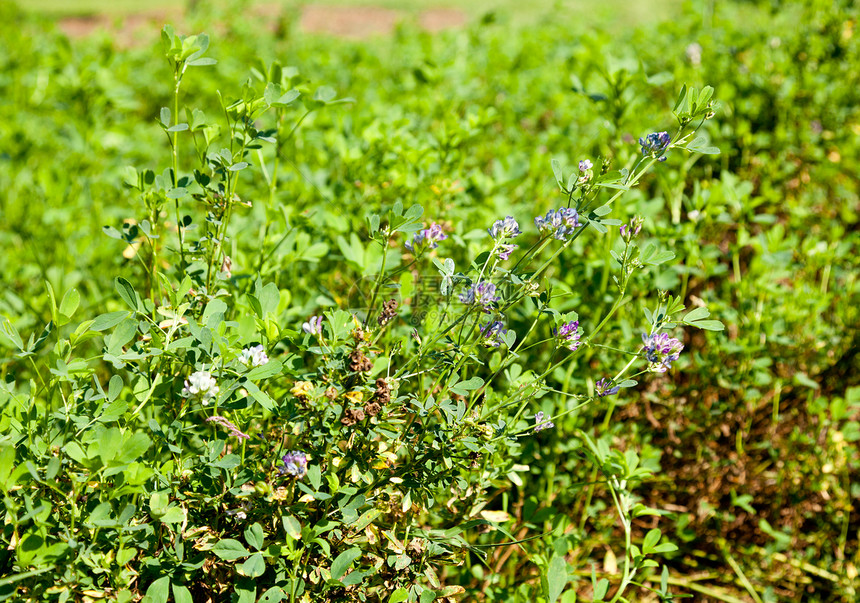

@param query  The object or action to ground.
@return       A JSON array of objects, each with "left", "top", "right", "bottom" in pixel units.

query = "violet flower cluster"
[
  {"left": 619, "top": 216, "right": 644, "bottom": 240},
  {"left": 534, "top": 207, "right": 581, "bottom": 241},
  {"left": 302, "top": 315, "right": 323, "bottom": 335},
  {"left": 480, "top": 320, "right": 509, "bottom": 348},
  {"left": 642, "top": 331, "right": 684, "bottom": 373},
  {"left": 555, "top": 320, "right": 582, "bottom": 352},
  {"left": 533, "top": 411, "right": 554, "bottom": 433},
  {"left": 595, "top": 378, "right": 620, "bottom": 397},
  {"left": 639, "top": 131, "right": 671, "bottom": 161},
  {"left": 459, "top": 281, "right": 500, "bottom": 312},
  {"left": 405, "top": 222, "right": 447, "bottom": 253},
  {"left": 488, "top": 216, "right": 520, "bottom": 260},
  {"left": 279, "top": 450, "right": 308, "bottom": 478},
  {"left": 488, "top": 216, "right": 521, "bottom": 240}
]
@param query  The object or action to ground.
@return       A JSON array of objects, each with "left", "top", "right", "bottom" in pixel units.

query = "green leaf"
[
  {"left": 419, "top": 590, "right": 436, "bottom": 603},
  {"left": 259, "top": 587, "right": 287, "bottom": 603},
  {"left": 651, "top": 542, "right": 679, "bottom": 554},
  {"left": 313, "top": 85, "right": 337, "bottom": 102},
  {"left": 794, "top": 372, "right": 820, "bottom": 390},
  {"left": 243, "top": 381, "right": 275, "bottom": 412},
  {"left": 145, "top": 576, "right": 170, "bottom": 603},
  {"left": 282, "top": 515, "right": 302, "bottom": 540},
  {"left": 246, "top": 359, "right": 282, "bottom": 380},
  {"left": 159, "top": 506, "right": 186, "bottom": 524},
  {"left": 240, "top": 552, "right": 266, "bottom": 578},
  {"left": 683, "top": 307, "right": 710, "bottom": 322},
  {"left": 97, "top": 427, "right": 122, "bottom": 464},
  {"left": 114, "top": 432, "right": 151, "bottom": 464},
  {"left": 58, "top": 288, "right": 80, "bottom": 324},
  {"left": 115, "top": 277, "right": 140, "bottom": 312},
  {"left": 551, "top": 158, "right": 564, "bottom": 187},
  {"left": 352, "top": 508, "right": 380, "bottom": 531},
  {"left": 244, "top": 523, "right": 265, "bottom": 551},
  {"left": 91, "top": 311, "right": 131, "bottom": 332},
  {"left": 547, "top": 554, "right": 568, "bottom": 602},
  {"left": 388, "top": 588, "right": 409, "bottom": 603},
  {"left": 212, "top": 538, "right": 250, "bottom": 560},
  {"left": 187, "top": 57, "right": 217, "bottom": 67},
  {"left": 673, "top": 84, "right": 687, "bottom": 112},
  {"left": 0, "top": 316, "right": 24, "bottom": 350},
  {"left": 211, "top": 454, "right": 241, "bottom": 469},
  {"left": 690, "top": 319, "right": 724, "bottom": 331},
  {"left": 643, "top": 528, "right": 661, "bottom": 552},
  {"left": 0, "top": 444, "right": 16, "bottom": 492},
  {"left": 149, "top": 491, "right": 170, "bottom": 517},
  {"left": 645, "top": 249, "right": 675, "bottom": 265},
  {"left": 331, "top": 547, "right": 362, "bottom": 580},
  {"left": 108, "top": 375, "right": 124, "bottom": 401},
  {"left": 458, "top": 377, "right": 484, "bottom": 390},
  {"left": 307, "top": 464, "right": 321, "bottom": 491},
  {"left": 172, "top": 584, "right": 193, "bottom": 603}
]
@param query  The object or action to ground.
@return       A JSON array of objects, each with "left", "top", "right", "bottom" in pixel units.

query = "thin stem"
[{"left": 172, "top": 65, "right": 187, "bottom": 266}]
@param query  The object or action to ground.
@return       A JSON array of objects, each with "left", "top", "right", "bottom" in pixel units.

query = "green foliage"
[{"left": 0, "top": 0, "right": 858, "bottom": 602}]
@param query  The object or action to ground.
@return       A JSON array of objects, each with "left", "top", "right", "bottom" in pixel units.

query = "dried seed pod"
[
  {"left": 364, "top": 401, "right": 381, "bottom": 417},
  {"left": 377, "top": 299, "right": 399, "bottom": 326},
  {"left": 349, "top": 350, "right": 373, "bottom": 373},
  {"left": 373, "top": 377, "right": 391, "bottom": 405},
  {"left": 341, "top": 407, "right": 366, "bottom": 426}
]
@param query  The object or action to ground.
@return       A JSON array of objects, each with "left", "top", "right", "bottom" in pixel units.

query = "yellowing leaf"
[{"left": 479, "top": 510, "right": 511, "bottom": 523}]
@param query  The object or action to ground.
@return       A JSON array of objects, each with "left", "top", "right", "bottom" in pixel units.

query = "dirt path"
[{"left": 57, "top": 4, "right": 467, "bottom": 42}]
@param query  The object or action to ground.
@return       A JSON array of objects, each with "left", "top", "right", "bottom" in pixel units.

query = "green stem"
[{"left": 172, "top": 66, "right": 187, "bottom": 266}]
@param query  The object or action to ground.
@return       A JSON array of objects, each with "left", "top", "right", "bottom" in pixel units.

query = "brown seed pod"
[
  {"left": 377, "top": 299, "right": 399, "bottom": 326},
  {"left": 341, "top": 407, "right": 366, "bottom": 426}
]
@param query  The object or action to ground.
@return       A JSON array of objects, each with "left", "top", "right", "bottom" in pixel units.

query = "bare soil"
[{"left": 57, "top": 4, "right": 467, "bottom": 42}]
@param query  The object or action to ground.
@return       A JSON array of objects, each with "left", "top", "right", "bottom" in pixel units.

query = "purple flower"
[
  {"left": 594, "top": 378, "right": 620, "bottom": 397},
  {"left": 497, "top": 243, "right": 518, "bottom": 260},
  {"left": 638, "top": 131, "right": 671, "bottom": 161},
  {"left": 459, "top": 281, "right": 500, "bottom": 312},
  {"left": 579, "top": 159, "right": 593, "bottom": 172},
  {"left": 488, "top": 216, "right": 521, "bottom": 240},
  {"left": 533, "top": 411, "right": 554, "bottom": 433},
  {"left": 554, "top": 320, "right": 582, "bottom": 351},
  {"left": 480, "top": 320, "right": 509, "bottom": 347},
  {"left": 279, "top": 451, "right": 308, "bottom": 478},
  {"left": 206, "top": 415, "right": 251, "bottom": 441},
  {"left": 534, "top": 207, "right": 581, "bottom": 241},
  {"left": 641, "top": 331, "right": 684, "bottom": 373},
  {"left": 406, "top": 222, "right": 447, "bottom": 253},
  {"left": 619, "top": 216, "right": 644, "bottom": 239},
  {"left": 302, "top": 315, "right": 323, "bottom": 335}
]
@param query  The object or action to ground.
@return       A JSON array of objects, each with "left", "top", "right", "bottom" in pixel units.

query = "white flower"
[
  {"left": 239, "top": 345, "right": 269, "bottom": 367},
  {"left": 182, "top": 370, "right": 219, "bottom": 404}
]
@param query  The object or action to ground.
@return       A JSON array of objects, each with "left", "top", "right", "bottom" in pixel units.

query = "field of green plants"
[{"left": 1, "top": 0, "right": 858, "bottom": 601}]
